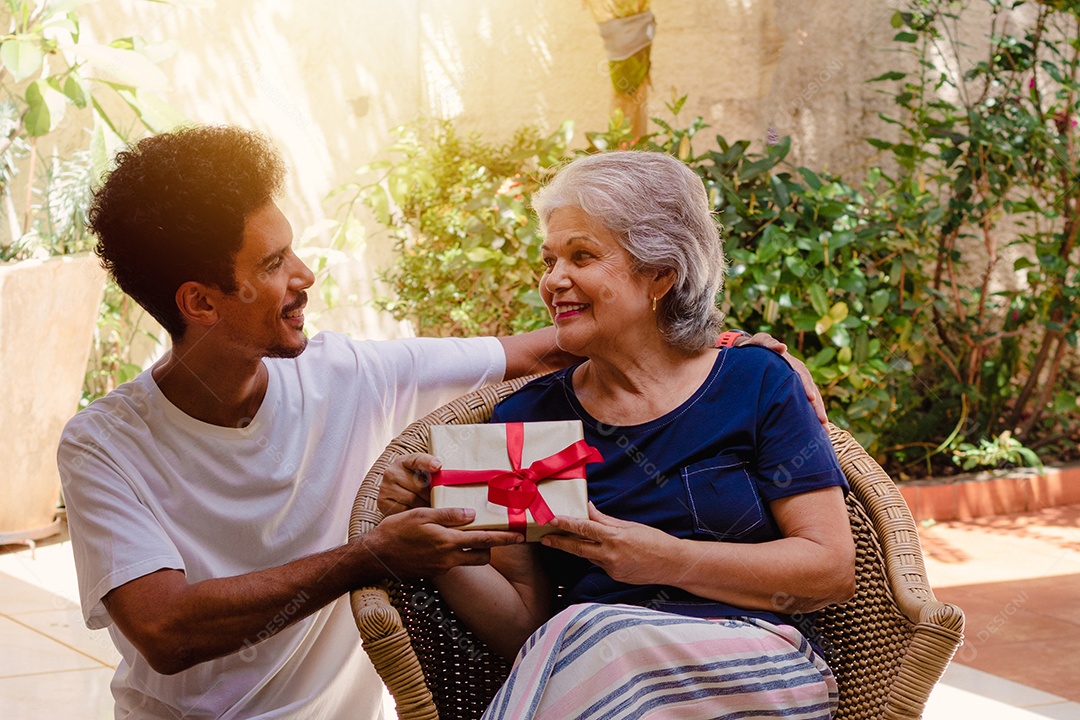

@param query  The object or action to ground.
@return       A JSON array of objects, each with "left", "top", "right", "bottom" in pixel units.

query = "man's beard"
[{"left": 265, "top": 334, "right": 308, "bottom": 359}]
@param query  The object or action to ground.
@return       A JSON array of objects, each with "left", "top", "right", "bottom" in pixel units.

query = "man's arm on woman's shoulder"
[
  {"left": 497, "top": 326, "right": 826, "bottom": 422},
  {"left": 497, "top": 327, "right": 579, "bottom": 379}
]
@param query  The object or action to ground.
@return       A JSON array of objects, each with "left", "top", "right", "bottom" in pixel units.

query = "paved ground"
[
  {"left": 919, "top": 503, "right": 1080, "bottom": 718},
  {"left": 2, "top": 506, "right": 1078, "bottom": 719}
]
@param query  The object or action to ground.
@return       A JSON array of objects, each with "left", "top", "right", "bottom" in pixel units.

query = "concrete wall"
[{"left": 78, "top": 0, "right": 971, "bottom": 341}]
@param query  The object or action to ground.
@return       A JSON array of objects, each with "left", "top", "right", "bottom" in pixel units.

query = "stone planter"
[
  {"left": 898, "top": 462, "right": 1080, "bottom": 523},
  {"left": 0, "top": 254, "right": 105, "bottom": 544}
]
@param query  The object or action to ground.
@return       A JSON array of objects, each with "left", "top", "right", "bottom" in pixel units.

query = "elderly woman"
[{"left": 380, "top": 151, "right": 855, "bottom": 720}]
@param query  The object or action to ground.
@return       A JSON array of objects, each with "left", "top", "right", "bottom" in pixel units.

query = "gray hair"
[{"left": 532, "top": 151, "right": 726, "bottom": 351}]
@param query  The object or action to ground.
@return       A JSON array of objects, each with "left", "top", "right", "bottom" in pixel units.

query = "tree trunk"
[{"left": 586, "top": 1, "right": 653, "bottom": 137}]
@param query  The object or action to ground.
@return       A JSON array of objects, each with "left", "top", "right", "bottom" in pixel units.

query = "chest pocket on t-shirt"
[{"left": 680, "top": 456, "right": 766, "bottom": 540}]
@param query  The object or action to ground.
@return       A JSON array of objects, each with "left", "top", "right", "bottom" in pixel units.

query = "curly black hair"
[{"left": 89, "top": 125, "right": 286, "bottom": 338}]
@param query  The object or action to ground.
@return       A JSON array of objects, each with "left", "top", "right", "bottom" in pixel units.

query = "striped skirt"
[{"left": 482, "top": 603, "right": 838, "bottom": 720}]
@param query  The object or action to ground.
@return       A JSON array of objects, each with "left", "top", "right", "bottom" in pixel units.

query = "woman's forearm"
[
  {"left": 655, "top": 488, "right": 855, "bottom": 613},
  {"left": 544, "top": 488, "right": 854, "bottom": 615},
  {"left": 434, "top": 545, "right": 552, "bottom": 659},
  {"left": 656, "top": 535, "right": 855, "bottom": 614}
]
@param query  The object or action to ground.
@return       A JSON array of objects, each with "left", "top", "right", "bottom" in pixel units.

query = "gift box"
[{"left": 429, "top": 421, "right": 602, "bottom": 542}]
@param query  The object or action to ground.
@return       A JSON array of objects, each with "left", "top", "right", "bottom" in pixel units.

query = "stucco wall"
[{"left": 80, "top": 0, "right": 940, "bottom": 341}]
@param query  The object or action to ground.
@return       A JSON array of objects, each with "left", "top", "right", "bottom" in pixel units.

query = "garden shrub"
[
  {"left": 331, "top": 121, "right": 572, "bottom": 337},
  {"left": 864, "top": 0, "right": 1080, "bottom": 472},
  {"left": 344, "top": 0, "right": 1080, "bottom": 478}
]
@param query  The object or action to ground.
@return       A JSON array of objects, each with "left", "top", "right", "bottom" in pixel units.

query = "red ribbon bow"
[{"left": 430, "top": 423, "right": 603, "bottom": 534}]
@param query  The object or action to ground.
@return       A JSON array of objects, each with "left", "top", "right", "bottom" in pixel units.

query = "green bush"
[
  {"left": 344, "top": 110, "right": 914, "bottom": 454},
  {"left": 863, "top": 0, "right": 1080, "bottom": 471},
  {"left": 331, "top": 121, "right": 571, "bottom": 337},
  {"left": 695, "top": 138, "right": 908, "bottom": 451},
  {"left": 345, "top": 11, "right": 1080, "bottom": 475}
]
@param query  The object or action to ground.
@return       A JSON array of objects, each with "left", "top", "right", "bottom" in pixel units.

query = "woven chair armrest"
[
  {"left": 827, "top": 424, "right": 964, "bottom": 720},
  {"left": 349, "top": 453, "right": 440, "bottom": 720},
  {"left": 827, "top": 424, "right": 954, "bottom": 622},
  {"left": 349, "top": 583, "right": 438, "bottom": 720}
]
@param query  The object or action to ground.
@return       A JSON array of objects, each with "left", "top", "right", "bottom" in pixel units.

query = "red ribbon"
[{"left": 430, "top": 423, "right": 603, "bottom": 534}]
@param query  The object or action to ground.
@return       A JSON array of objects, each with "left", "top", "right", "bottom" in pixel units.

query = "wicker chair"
[{"left": 349, "top": 378, "right": 965, "bottom": 720}]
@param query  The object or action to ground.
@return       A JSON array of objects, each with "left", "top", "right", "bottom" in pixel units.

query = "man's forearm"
[
  {"left": 106, "top": 540, "right": 380, "bottom": 675},
  {"left": 104, "top": 507, "right": 523, "bottom": 675}
]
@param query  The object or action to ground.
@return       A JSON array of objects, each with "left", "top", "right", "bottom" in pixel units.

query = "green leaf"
[
  {"left": 868, "top": 71, "right": 906, "bottom": 82},
  {"left": 0, "top": 38, "right": 44, "bottom": 82},
  {"left": 893, "top": 31, "right": 919, "bottom": 43},
  {"left": 116, "top": 362, "right": 142, "bottom": 385},
  {"left": 62, "top": 74, "right": 90, "bottom": 108},
  {"left": 1053, "top": 390, "right": 1078, "bottom": 413},
  {"left": 809, "top": 284, "right": 830, "bottom": 317},
  {"left": 24, "top": 79, "right": 68, "bottom": 136},
  {"left": 519, "top": 288, "right": 546, "bottom": 308},
  {"left": 770, "top": 174, "right": 791, "bottom": 208},
  {"left": 793, "top": 313, "right": 820, "bottom": 332},
  {"left": 365, "top": 184, "right": 391, "bottom": 225},
  {"left": 829, "top": 324, "right": 852, "bottom": 347},
  {"left": 829, "top": 301, "right": 849, "bottom": 322},
  {"left": 113, "top": 87, "right": 187, "bottom": 132},
  {"left": 890, "top": 11, "right": 903, "bottom": 29},
  {"left": 90, "top": 111, "right": 127, "bottom": 178},
  {"left": 465, "top": 247, "right": 499, "bottom": 264},
  {"left": 758, "top": 224, "right": 788, "bottom": 263},
  {"left": 807, "top": 347, "right": 837, "bottom": 368},
  {"left": 854, "top": 331, "right": 870, "bottom": 364},
  {"left": 798, "top": 167, "right": 823, "bottom": 190},
  {"left": 65, "top": 43, "right": 170, "bottom": 92},
  {"left": 1040, "top": 60, "right": 1064, "bottom": 84},
  {"left": 1013, "top": 257, "right": 1036, "bottom": 271},
  {"left": 667, "top": 94, "right": 688, "bottom": 116},
  {"left": 1016, "top": 447, "right": 1043, "bottom": 471},
  {"left": 320, "top": 274, "right": 340, "bottom": 309},
  {"left": 870, "top": 288, "right": 890, "bottom": 317},
  {"left": 847, "top": 397, "right": 878, "bottom": 419},
  {"left": 866, "top": 138, "right": 893, "bottom": 150}
]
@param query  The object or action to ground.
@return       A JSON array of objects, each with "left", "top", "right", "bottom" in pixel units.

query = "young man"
[
  {"left": 59, "top": 125, "right": 567, "bottom": 719},
  {"left": 60, "top": 125, "right": 823, "bottom": 719}
]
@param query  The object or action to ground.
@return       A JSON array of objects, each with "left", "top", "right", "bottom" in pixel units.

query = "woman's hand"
[
  {"left": 378, "top": 452, "right": 440, "bottom": 517},
  {"left": 541, "top": 503, "right": 676, "bottom": 586}
]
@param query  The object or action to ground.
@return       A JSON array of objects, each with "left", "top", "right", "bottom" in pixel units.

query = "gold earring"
[{"left": 652, "top": 296, "right": 657, "bottom": 312}]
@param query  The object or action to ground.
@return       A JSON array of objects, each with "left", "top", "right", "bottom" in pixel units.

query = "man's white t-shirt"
[{"left": 57, "top": 332, "right": 506, "bottom": 719}]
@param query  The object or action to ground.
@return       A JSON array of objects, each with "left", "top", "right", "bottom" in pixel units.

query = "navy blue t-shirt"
[{"left": 490, "top": 346, "right": 848, "bottom": 631}]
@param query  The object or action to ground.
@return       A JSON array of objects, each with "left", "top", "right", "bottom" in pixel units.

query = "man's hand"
[
  {"left": 379, "top": 452, "right": 440, "bottom": 516},
  {"left": 497, "top": 326, "right": 581, "bottom": 379},
  {"left": 363, "top": 507, "right": 523, "bottom": 580},
  {"left": 735, "top": 332, "right": 827, "bottom": 424}
]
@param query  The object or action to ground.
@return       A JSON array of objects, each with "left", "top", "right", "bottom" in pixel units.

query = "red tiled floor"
[
  {"left": 918, "top": 504, "right": 1080, "bottom": 703},
  {"left": 952, "top": 632, "right": 1080, "bottom": 702},
  {"left": 937, "top": 581, "right": 1076, "bottom": 646},
  {"left": 999, "top": 574, "right": 1080, "bottom": 626}
]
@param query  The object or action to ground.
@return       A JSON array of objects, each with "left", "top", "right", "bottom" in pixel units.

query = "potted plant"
[{"left": 0, "top": 0, "right": 181, "bottom": 545}]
